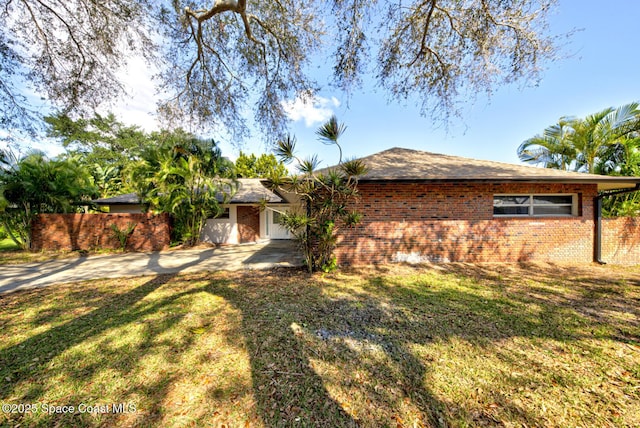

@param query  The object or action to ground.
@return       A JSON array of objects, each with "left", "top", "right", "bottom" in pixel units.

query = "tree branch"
[{"left": 409, "top": 0, "right": 436, "bottom": 67}]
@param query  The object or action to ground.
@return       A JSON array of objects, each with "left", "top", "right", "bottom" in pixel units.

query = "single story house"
[
  {"left": 93, "top": 148, "right": 640, "bottom": 264},
  {"left": 330, "top": 147, "right": 640, "bottom": 264},
  {"left": 93, "top": 178, "right": 294, "bottom": 244}
]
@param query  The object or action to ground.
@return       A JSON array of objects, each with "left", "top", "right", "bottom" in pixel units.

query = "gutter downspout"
[{"left": 594, "top": 183, "right": 640, "bottom": 264}]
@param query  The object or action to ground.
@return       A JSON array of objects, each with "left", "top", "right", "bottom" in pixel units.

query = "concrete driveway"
[{"left": 0, "top": 240, "right": 302, "bottom": 294}]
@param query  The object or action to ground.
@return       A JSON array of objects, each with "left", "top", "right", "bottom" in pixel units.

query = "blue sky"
[
  {"left": 277, "top": 0, "right": 640, "bottom": 169},
  {"left": 27, "top": 0, "right": 640, "bottom": 169}
]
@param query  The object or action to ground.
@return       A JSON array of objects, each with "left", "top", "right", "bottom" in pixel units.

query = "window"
[
  {"left": 493, "top": 194, "right": 576, "bottom": 217},
  {"left": 210, "top": 207, "right": 230, "bottom": 220},
  {"left": 272, "top": 211, "right": 284, "bottom": 225}
]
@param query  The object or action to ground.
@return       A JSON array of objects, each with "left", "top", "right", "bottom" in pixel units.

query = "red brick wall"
[
  {"left": 237, "top": 206, "right": 260, "bottom": 243},
  {"left": 602, "top": 217, "right": 640, "bottom": 264},
  {"left": 335, "top": 182, "right": 598, "bottom": 264},
  {"left": 31, "top": 213, "right": 171, "bottom": 252}
]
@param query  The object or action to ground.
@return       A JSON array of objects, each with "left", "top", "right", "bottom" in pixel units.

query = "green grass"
[
  {"left": 0, "top": 264, "right": 638, "bottom": 427},
  {"left": 0, "top": 245, "right": 128, "bottom": 265}
]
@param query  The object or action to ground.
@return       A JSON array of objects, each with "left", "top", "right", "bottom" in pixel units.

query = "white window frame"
[{"left": 493, "top": 193, "right": 578, "bottom": 217}]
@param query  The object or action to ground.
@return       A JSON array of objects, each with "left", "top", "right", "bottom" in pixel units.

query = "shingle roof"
[
  {"left": 93, "top": 178, "right": 286, "bottom": 205},
  {"left": 224, "top": 178, "right": 285, "bottom": 203},
  {"left": 93, "top": 193, "right": 140, "bottom": 205},
  {"left": 346, "top": 147, "right": 640, "bottom": 191}
]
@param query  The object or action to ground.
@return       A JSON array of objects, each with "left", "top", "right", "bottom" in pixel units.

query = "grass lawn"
[
  {"left": 0, "top": 245, "right": 127, "bottom": 265},
  {"left": 0, "top": 264, "right": 638, "bottom": 427},
  {"left": 0, "top": 237, "right": 81, "bottom": 265}
]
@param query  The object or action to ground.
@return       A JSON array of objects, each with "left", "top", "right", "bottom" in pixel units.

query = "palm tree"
[
  {"left": 0, "top": 152, "right": 97, "bottom": 249},
  {"left": 572, "top": 103, "right": 640, "bottom": 173},
  {"left": 274, "top": 116, "right": 368, "bottom": 272},
  {"left": 589, "top": 104, "right": 640, "bottom": 175},
  {"left": 127, "top": 139, "right": 236, "bottom": 246},
  {"left": 517, "top": 117, "right": 577, "bottom": 170},
  {"left": 519, "top": 102, "right": 640, "bottom": 174}
]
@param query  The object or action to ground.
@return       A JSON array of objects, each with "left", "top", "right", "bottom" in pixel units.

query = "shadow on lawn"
[
  {"left": 1, "top": 263, "right": 637, "bottom": 427},
  {"left": 201, "top": 271, "right": 527, "bottom": 426},
  {"left": 203, "top": 264, "right": 639, "bottom": 427},
  {"left": 204, "top": 270, "right": 360, "bottom": 427},
  {"left": 434, "top": 262, "right": 640, "bottom": 344},
  {"left": 0, "top": 273, "right": 201, "bottom": 427},
  {"left": 0, "top": 250, "right": 220, "bottom": 427}
]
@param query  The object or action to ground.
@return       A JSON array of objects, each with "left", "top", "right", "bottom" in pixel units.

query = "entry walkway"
[{"left": 0, "top": 241, "right": 302, "bottom": 294}]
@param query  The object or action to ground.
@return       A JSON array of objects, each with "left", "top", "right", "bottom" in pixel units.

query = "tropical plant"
[
  {"left": 0, "top": 151, "right": 98, "bottom": 249},
  {"left": 517, "top": 117, "right": 577, "bottom": 170},
  {"left": 91, "top": 163, "right": 123, "bottom": 198},
  {"left": 110, "top": 222, "right": 137, "bottom": 251},
  {"left": 518, "top": 102, "right": 640, "bottom": 216},
  {"left": 127, "top": 139, "right": 235, "bottom": 246},
  {"left": 272, "top": 116, "right": 368, "bottom": 272},
  {"left": 235, "top": 152, "right": 288, "bottom": 179},
  {"left": 573, "top": 103, "right": 640, "bottom": 174},
  {"left": 518, "top": 103, "right": 640, "bottom": 174}
]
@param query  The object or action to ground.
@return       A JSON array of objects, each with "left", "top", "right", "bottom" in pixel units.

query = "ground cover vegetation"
[{"left": 0, "top": 264, "right": 637, "bottom": 427}]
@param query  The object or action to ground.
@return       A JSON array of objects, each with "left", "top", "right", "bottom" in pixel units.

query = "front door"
[{"left": 266, "top": 208, "right": 291, "bottom": 239}]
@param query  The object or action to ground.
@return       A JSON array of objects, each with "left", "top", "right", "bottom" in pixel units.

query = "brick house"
[
  {"left": 76, "top": 148, "right": 640, "bottom": 264},
  {"left": 332, "top": 148, "right": 640, "bottom": 264}
]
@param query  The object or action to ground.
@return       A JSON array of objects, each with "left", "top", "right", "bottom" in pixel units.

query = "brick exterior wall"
[
  {"left": 237, "top": 206, "right": 260, "bottom": 243},
  {"left": 31, "top": 213, "right": 170, "bottom": 252},
  {"left": 335, "top": 182, "right": 599, "bottom": 264},
  {"left": 601, "top": 217, "right": 640, "bottom": 264}
]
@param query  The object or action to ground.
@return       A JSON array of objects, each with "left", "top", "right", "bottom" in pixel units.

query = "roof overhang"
[
  {"left": 357, "top": 177, "right": 640, "bottom": 192},
  {"left": 92, "top": 179, "right": 293, "bottom": 206}
]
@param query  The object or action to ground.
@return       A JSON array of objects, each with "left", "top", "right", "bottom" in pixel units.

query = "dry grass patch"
[{"left": 0, "top": 263, "right": 638, "bottom": 427}]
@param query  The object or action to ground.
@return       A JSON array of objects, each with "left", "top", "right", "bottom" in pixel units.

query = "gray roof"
[
  {"left": 343, "top": 147, "right": 640, "bottom": 191},
  {"left": 93, "top": 193, "right": 140, "bottom": 205},
  {"left": 223, "top": 178, "right": 285, "bottom": 203},
  {"left": 93, "top": 178, "right": 286, "bottom": 205}
]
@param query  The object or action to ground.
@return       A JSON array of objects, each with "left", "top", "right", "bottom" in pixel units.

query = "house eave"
[{"left": 357, "top": 177, "right": 640, "bottom": 191}]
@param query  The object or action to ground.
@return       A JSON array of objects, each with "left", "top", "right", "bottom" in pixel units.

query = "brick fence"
[
  {"left": 601, "top": 217, "right": 640, "bottom": 264},
  {"left": 31, "top": 213, "right": 171, "bottom": 252}
]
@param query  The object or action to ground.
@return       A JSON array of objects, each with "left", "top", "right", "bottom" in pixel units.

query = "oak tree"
[{"left": 3, "top": 0, "right": 560, "bottom": 141}]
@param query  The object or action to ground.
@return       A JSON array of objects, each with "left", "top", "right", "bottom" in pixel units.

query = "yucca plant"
[{"left": 272, "top": 116, "right": 368, "bottom": 272}]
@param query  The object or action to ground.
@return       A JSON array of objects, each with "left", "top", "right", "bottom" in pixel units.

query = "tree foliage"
[
  {"left": 235, "top": 151, "right": 288, "bottom": 179},
  {"left": 127, "top": 138, "right": 235, "bottom": 245},
  {"left": 45, "top": 113, "right": 150, "bottom": 164},
  {"left": 1, "top": 0, "right": 154, "bottom": 139},
  {"left": 3, "top": 0, "right": 560, "bottom": 142},
  {"left": 45, "top": 112, "right": 152, "bottom": 196},
  {"left": 45, "top": 112, "right": 235, "bottom": 198},
  {"left": 518, "top": 102, "right": 640, "bottom": 216},
  {"left": 518, "top": 103, "right": 640, "bottom": 174},
  {"left": 0, "top": 151, "right": 97, "bottom": 249},
  {"left": 272, "top": 116, "right": 367, "bottom": 272}
]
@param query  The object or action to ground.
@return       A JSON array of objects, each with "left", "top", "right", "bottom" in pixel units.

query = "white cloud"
[
  {"left": 102, "top": 56, "right": 161, "bottom": 132},
  {"left": 281, "top": 94, "right": 341, "bottom": 127}
]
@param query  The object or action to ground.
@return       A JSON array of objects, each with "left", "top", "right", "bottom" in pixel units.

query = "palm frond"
[
  {"left": 297, "top": 155, "right": 319, "bottom": 174},
  {"left": 316, "top": 115, "right": 346, "bottom": 144},
  {"left": 274, "top": 135, "right": 297, "bottom": 163},
  {"left": 340, "top": 158, "right": 369, "bottom": 178}
]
